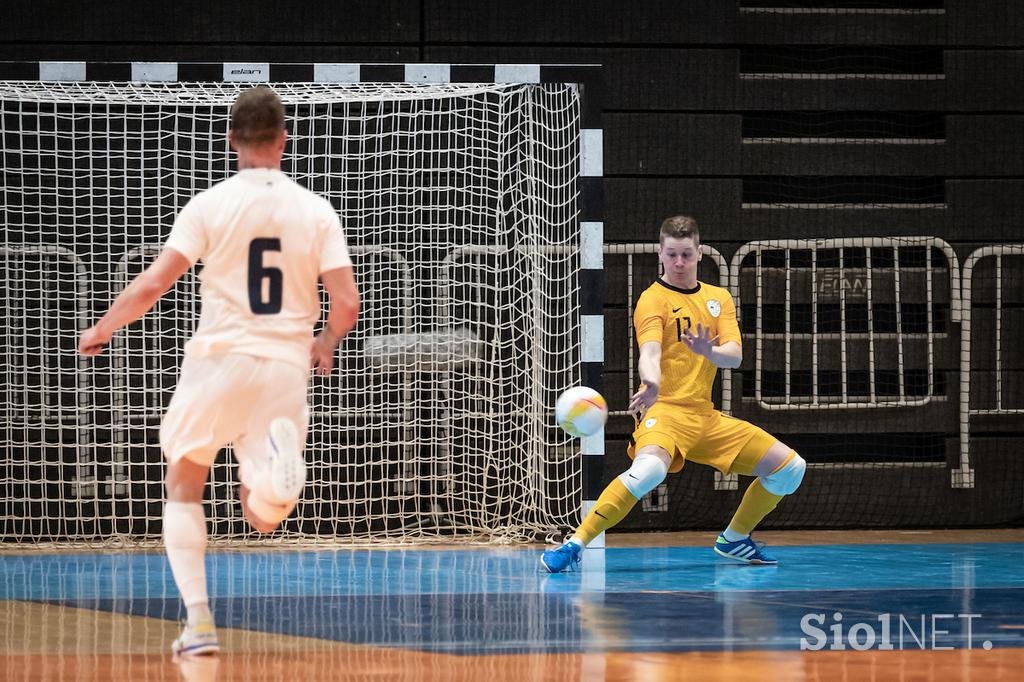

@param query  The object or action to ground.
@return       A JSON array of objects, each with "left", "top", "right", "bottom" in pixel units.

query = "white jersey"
[{"left": 165, "top": 167, "right": 352, "bottom": 370}]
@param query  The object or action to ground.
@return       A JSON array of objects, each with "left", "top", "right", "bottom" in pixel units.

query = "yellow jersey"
[{"left": 633, "top": 279, "right": 741, "bottom": 412}]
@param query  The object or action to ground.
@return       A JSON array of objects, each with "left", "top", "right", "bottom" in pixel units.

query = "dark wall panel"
[
  {"left": 424, "top": 0, "right": 735, "bottom": 44},
  {"left": 739, "top": 77, "right": 948, "bottom": 112},
  {"left": 2, "top": 0, "right": 419, "bottom": 43},
  {"left": 609, "top": 185, "right": 1024, "bottom": 243},
  {"left": 608, "top": 182, "right": 968, "bottom": 243},
  {"left": 605, "top": 114, "right": 741, "bottom": 175},
  {"left": 604, "top": 310, "right": 632, "bottom": 373},
  {"left": 949, "top": 117, "right": 1024, "bottom": 177},
  {"left": 738, "top": 208, "right": 949, "bottom": 241},
  {"left": 739, "top": 12, "right": 948, "bottom": 46},
  {"left": 737, "top": 1, "right": 1022, "bottom": 48},
  {"left": 948, "top": 181, "right": 1024, "bottom": 240},
  {"left": 606, "top": 115, "right": 1024, "bottom": 179},
  {"left": 948, "top": 51, "right": 1024, "bottom": 111},
  {"left": 425, "top": 47, "right": 741, "bottom": 111},
  {"left": 947, "top": 0, "right": 1024, "bottom": 47},
  {"left": 0, "top": 45, "right": 417, "bottom": 62},
  {"left": 740, "top": 143, "right": 949, "bottom": 177},
  {"left": 605, "top": 179, "right": 742, "bottom": 242},
  {"left": 428, "top": 47, "right": 1024, "bottom": 113},
  {"left": 9, "top": 1, "right": 1017, "bottom": 51}
]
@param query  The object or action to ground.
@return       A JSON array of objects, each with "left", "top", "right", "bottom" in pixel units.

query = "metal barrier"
[
  {"left": 0, "top": 246, "right": 94, "bottom": 499},
  {"left": 955, "top": 244, "right": 1024, "bottom": 488},
  {"left": 730, "top": 237, "right": 959, "bottom": 410}
]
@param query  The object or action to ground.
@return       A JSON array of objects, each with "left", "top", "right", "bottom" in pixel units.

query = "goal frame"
[{"left": 0, "top": 60, "right": 604, "bottom": 547}]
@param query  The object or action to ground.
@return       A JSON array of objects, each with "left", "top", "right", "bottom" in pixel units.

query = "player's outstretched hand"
[
  {"left": 682, "top": 322, "right": 719, "bottom": 359},
  {"left": 310, "top": 331, "right": 338, "bottom": 375},
  {"left": 629, "top": 382, "right": 659, "bottom": 420},
  {"left": 78, "top": 325, "right": 112, "bottom": 356}
]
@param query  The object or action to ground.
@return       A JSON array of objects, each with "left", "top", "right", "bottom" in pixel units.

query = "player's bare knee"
[
  {"left": 618, "top": 452, "right": 670, "bottom": 499},
  {"left": 760, "top": 451, "right": 806, "bottom": 496},
  {"left": 165, "top": 457, "right": 209, "bottom": 503}
]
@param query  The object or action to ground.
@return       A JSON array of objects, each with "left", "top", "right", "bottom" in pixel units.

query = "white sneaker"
[
  {"left": 267, "top": 417, "right": 306, "bottom": 503},
  {"left": 171, "top": 618, "right": 219, "bottom": 656}
]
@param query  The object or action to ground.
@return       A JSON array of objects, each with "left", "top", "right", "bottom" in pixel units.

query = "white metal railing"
[
  {"left": 730, "top": 237, "right": 959, "bottom": 410},
  {"left": 954, "top": 244, "right": 1024, "bottom": 488},
  {"left": 5, "top": 237, "right": 1014, "bottom": 512},
  {"left": 0, "top": 246, "right": 94, "bottom": 499}
]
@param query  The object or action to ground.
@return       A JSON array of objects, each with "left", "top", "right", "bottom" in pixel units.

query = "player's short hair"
[
  {"left": 659, "top": 215, "right": 699, "bottom": 246},
  {"left": 230, "top": 87, "right": 285, "bottom": 146}
]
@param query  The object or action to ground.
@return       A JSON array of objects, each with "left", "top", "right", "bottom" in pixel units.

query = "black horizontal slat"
[
  {"left": 742, "top": 112, "right": 945, "bottom": 139},
  {"left": 740, "top": 46, "right": 944, "bottom": 74},
  {"left": 740, "top": 1, "right": 942, "bottom": 9},
  {"left": 742, "top": 176, "right": 945, "bottom": 204}
]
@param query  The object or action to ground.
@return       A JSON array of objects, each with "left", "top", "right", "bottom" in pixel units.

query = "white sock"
[
  {"left": 164, "top": 501, "right": 210, "bottom": 625},
  {"left": 722, "top": 527, "right": 748, "bottom": 542},
  {"left": 568, "top": 536, "right": 586, "bottom": 550}
]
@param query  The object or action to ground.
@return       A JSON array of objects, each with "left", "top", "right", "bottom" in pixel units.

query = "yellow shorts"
[{"left": 627, "top": 403, "right": 777, "bottom": 475}]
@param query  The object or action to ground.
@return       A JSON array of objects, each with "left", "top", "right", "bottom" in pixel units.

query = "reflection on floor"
[{"left": 2, "top": 535, "right": 1022, "bottom": 680}]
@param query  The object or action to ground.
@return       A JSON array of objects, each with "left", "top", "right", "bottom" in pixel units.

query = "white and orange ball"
[{"left": 554, "top": 386, "right": 608, "bottom": 438}]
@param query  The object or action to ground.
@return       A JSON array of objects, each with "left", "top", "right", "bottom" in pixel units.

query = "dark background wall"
[
  {"left": 4, "top": 0, "right": 1022, "bottom": 246},
  {"left": 3, "top": 0, "right": 1022, "bottom": 529}
]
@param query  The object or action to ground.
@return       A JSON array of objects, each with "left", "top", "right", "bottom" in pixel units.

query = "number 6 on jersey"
[{"left": 248, "top": 238, "right": 283, "bottom": 314}]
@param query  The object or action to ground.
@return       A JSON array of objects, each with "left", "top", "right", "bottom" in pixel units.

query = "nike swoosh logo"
[
  {"left": 628, "top": 474, "right": 639, "bottom": 480},
  {"left": 594, "top": 511, "right": 608, "bottom": 520},
  {"left": 672, "top": 307, "right": 683, "bottom": 313}
]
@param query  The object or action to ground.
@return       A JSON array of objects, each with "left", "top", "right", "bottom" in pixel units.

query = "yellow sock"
[
  {"left": 575, "top": 478, "right": 639, "bottom": 545},
  {"left": 727, "top": 478, "right": 784, "bottom": 537}
]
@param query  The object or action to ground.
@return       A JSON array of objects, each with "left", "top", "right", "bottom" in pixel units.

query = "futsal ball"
[{"left": 555, "top": 386, "right": 608, "bottom": 438}]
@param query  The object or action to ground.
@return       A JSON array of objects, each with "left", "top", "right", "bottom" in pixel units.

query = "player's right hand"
[
  {"left": 78, "top": 325, "right": 112, "bottom": 356},
  {"left": 310, "top": 332, "right": 337, "bottom": 375},
  {"left": 628, "top": 382, "right": 659, "bottom": 420}
]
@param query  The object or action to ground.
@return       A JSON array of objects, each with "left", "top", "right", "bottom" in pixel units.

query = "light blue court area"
[{"left": 3, "top": 542, "right": 1023, "bottom": 654}]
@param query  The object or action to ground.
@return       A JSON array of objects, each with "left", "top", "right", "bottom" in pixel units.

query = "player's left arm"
[
  {"left": 682, "top": 291, "right": 742, "bottom": 369},
  {"left": 78, "top": 248, "right": 193, "bottom": 356}
]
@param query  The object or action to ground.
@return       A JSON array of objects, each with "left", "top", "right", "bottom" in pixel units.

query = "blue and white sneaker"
[
  {"left": 541, "top": 540, "right": 583, "bottom": 573},
  {"left": 171, "top": 618, "right": 219, "bottom": 657},
  {"left": 713, "top": 534, "right": 778, "bottom": 565}
]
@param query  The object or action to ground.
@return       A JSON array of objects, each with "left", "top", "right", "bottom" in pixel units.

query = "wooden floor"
[
  {"left": 604, "top": 528, "right": 1024, "bottom": 547},
  {"left": 2, "top": 529, "right": 1021, "bottom": 681}
]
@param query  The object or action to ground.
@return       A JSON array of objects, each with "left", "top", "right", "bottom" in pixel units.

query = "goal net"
[{"left": 0, "top": 80, "right": 584, "bottom": 546}]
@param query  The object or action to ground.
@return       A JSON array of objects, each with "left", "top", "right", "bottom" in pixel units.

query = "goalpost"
[{"left": 0, "top": 66, "right": 601, "bottom": 547}]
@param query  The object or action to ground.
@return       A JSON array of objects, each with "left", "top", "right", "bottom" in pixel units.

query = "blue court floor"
[{"left": 3, "top": 541, "right": 1023, "bottom": 655}]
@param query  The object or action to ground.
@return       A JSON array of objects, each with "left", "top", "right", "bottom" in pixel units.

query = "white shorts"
[{"left": 160, "top": 353, "right": 310, "bottom": 467}]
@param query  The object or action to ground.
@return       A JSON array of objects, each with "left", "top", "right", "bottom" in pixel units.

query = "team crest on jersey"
[{"left": 706, "top": 299, "right": 722, "bottom": 318}]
